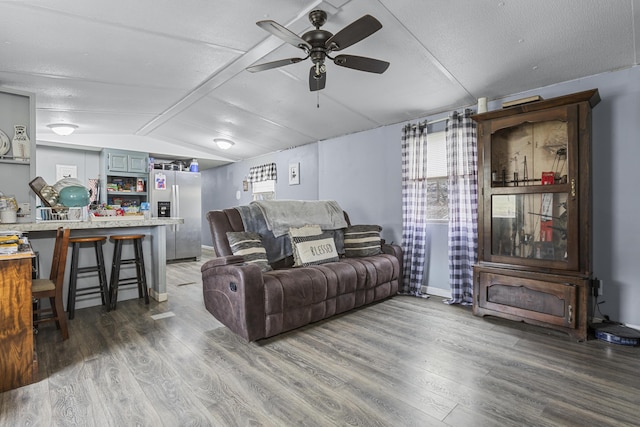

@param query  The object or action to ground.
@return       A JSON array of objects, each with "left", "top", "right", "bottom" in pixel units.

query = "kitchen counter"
[
  {"left": 2, "top": 217, "right": 186, "bottom": 309},
  {"left": 0, "top": 217, "right": 182, "bottom": 232}
]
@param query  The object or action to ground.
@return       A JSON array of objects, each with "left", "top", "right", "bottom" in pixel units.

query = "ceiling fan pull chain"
[{"left": 317, "top": 91, "right": 320, "bottom": 108}]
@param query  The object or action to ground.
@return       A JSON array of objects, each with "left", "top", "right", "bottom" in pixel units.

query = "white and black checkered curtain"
[
  {"left": 445, "top": 110, "right": 478, "bottom": 305},
  {"left": 248, "top": 163, "right": 277, "bottom": 182},
  {"left": 400, "top": 123, "right": 429, "bottom": 298}
]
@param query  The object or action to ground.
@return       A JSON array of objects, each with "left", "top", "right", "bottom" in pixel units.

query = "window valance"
[{"left": 248, "top": 163, "right": 277, "bottom": 183}]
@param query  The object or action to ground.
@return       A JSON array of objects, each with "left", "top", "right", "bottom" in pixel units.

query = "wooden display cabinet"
[{"left": 471, "top": 89, "right": 600, "bottom": 341}]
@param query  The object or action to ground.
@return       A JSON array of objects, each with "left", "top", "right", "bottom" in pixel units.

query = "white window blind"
[
  {"left": 252, "top": 179, "right": 276, "bottom": 200},
  {"left": 426, "top": 131, "right": 446, "bottom": 178}
]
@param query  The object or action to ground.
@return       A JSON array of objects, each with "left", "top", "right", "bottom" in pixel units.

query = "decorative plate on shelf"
[{"left": 0, "top": 129, "right": 10, "bottom": 156}]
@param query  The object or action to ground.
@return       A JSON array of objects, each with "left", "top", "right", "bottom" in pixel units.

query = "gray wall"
[
  {"left": 201, "top": 142, "right": 319, "bottom": 241},
  {"left": 203, "top": 65, "right": 639, "bottom": 328},
  {"left": 318, "top": 124, "right": 403, "bottom": 245},
  {"left": 35, "top": 145, "right": 101, "bottom": 190}
]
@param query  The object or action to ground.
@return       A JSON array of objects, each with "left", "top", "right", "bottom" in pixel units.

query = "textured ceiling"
[{"left": 0, "top": 0, "right": 637, "bottom": 169}]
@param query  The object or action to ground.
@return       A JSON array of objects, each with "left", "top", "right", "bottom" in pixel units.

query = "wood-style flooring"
[{"left": 1, "top": 248, "right": 639, "bottom": 426}]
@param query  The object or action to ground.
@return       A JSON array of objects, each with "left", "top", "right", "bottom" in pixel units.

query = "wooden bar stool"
[
  {"left": 67, "top": 235, "right": 110, "bottom": 319},
  {"left": 109, "top": 234, "right": 149, "bottom": 310}
]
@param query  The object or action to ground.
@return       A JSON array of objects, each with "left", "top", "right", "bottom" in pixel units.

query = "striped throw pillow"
[
  {"left": 290, "top": 232, "right": 339, "bottom": 266},
  {"left": 343, "top": 225, "right": 382, "bottom": 257},
  {"left": 226, "top": 231, "right": 272, "bottom": 272}
]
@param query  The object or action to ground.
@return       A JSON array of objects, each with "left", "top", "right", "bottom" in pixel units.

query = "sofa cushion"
[
  {"left": 226, "top": 231, "right": 272, "bottom": 272},
  {"left": 290, "top": 231, "right": 339, "bottom": 266},
  {"left": 343, "top": 225, "right": 383, "bottom": 257}
]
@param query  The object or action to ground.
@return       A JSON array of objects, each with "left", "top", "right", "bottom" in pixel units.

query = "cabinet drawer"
[{"left": 475, "top": 269, "right": 578, "bottom": 328}]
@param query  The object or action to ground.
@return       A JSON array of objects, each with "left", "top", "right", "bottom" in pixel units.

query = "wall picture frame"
[
  {"left": 55, "top": 164, "right": 77, "bottom": 181},
  {"left": 289, "top": 162, "right": 300, "bottom": 185}
]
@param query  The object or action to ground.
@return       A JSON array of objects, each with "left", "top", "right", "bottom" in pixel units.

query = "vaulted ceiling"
[{"left": 1, "top": 0, "right": 638, "bottom": 169}]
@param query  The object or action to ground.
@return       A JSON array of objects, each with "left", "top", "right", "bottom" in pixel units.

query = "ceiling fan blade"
[
  {"left": 257, "top": 20, "right": 312, "bottom": 50},
  {"left": 325, "top": 15, "right": 382, "bottom": 51},
  {"left": 246, "top": 57, "right": 305, "bottom": 73},
  {"left": 309, "top": 66, "right": 326, "bottom": 91},
  {"left": 333, "top": 54, "right": 390, "bottom": 74}
]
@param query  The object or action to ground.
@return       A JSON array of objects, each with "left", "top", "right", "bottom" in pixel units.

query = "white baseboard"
[
  {"left": 151, "top": 289, "right": 168, "bottom": 302},
  {"left": 421, "top": 285, "right": 451, "bottom": 299}
]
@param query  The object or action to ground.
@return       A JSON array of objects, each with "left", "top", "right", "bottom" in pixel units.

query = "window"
[
  {"left": 426, "top": 131, "right": 448, "bottom": 220},
  {"left": 252, "top": 179, "right": 276, "bottom": 200},
  {"left": 248, "top": 162, "right": 277, "bottom": 200}
]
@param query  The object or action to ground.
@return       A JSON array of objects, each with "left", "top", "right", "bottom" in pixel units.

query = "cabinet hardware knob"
[{"left": 568, "top": 304, "right": 573, "bottom": 323}]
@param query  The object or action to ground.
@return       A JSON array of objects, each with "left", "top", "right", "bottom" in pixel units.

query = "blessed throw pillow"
[
  {"left": 226, "top": 231, "right": 272, "bottom": 272},
  {"left": 343, "top": 225, "right": 382, "bottom": 257},
  {"left": 290, "top": 231, "right": 339, "bottom": 266},
  {"left": 289, "top": 225, "right": 323, "bottom": 266}
]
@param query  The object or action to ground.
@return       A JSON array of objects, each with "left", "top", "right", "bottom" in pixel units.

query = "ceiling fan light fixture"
[
  {"left": 214, "top": 138, "right": 235, "bottom": 150},
  {"left": 248, "top": 10, "right": 388, "bottom": 92},
  {"left": 47, "top": 123, "right": 78, "bottom": 136}
]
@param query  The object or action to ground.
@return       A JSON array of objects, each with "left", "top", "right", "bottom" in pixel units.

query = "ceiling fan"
[{"left": 246, "top": 10, "right": 390, "bottom": 91}]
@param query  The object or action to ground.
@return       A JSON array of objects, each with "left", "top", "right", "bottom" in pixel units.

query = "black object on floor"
[{"left": 592, "top": 322, "right": 640, "bottom": 346}]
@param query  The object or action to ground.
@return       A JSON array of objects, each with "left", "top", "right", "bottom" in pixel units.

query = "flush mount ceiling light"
[
  {"left": 47, "top": 123, "right": 78, "bottom": 136},
  {"left": 214, "top": 138, "right": 235, "bottom": 150}
]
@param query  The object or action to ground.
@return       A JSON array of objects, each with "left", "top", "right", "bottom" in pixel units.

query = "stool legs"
[
  {"left": 67, "top": 237, "right": 110, "bottom": 320},
  {"left": 67, "top": 241, "right": 81, "bottom": 318},
  {"left": 133, "top": 238, "right": 149, "bottom": 304},
  {"left": 109, "top": 235, "right": 149, "bottom": 310},
  {"left": 109, "top": 239, "right": 123, "bottom": 310},
  {"left": 95, "top": 242, "right": 110, "bottom": 308}
]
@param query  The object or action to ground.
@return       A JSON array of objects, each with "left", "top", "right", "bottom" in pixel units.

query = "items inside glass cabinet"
[
  {"left": 491, "top": 120, "right": 568, "bottom": 187},
  {"left": 491, "top": 192, "right": 568, "bottom": 261}
]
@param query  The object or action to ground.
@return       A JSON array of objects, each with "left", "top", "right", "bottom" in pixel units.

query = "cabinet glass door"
[
  {"left": 490, "top": 192, "right": 577, "bottom": 269},
  {"left": 491, "top": 119, "right": 569, "bottom": 187}
]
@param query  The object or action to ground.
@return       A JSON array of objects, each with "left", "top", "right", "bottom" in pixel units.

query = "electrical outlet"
[
  {"left": 591, "top": 278, "right": 602, "bottom": 297},
  {"left": 592, "top": 278, "right": 604, "bottom": 297}
]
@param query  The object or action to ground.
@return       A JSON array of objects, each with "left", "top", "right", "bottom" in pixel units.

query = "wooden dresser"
[{"left": 0, "top": 251, "right": 37, "bottom": 392}]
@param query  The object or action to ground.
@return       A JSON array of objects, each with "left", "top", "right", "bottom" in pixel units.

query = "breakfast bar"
[{"left": 0, "top": 217, "right": 183, "bottom": 309}]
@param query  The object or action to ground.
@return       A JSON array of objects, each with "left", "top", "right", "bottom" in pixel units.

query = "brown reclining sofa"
[{"left": 201, "top": 205, "right": 403, "bottom": 341}]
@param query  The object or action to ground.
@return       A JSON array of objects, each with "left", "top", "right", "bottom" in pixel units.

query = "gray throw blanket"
[
  {"left": 235, "top": 204, "right": 291, "bottom": 263},
  {"left": 251, "top": 200, "right": 348, "bottom": 237}
]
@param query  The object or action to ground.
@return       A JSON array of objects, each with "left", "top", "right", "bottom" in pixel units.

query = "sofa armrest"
[
  {"left": 201, "top": 255, "right": 245, "bottom": 269},
  {"left": 201, "top": 259, "right": 266, "bottom": 342},
  {"left": 381, "top": 243, "right": 403, "bottom": 283}
]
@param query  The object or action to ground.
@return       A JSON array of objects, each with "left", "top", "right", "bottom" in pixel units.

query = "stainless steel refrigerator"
[{"left": 149, "top": 170, "right": 201, "bottom": 261}]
